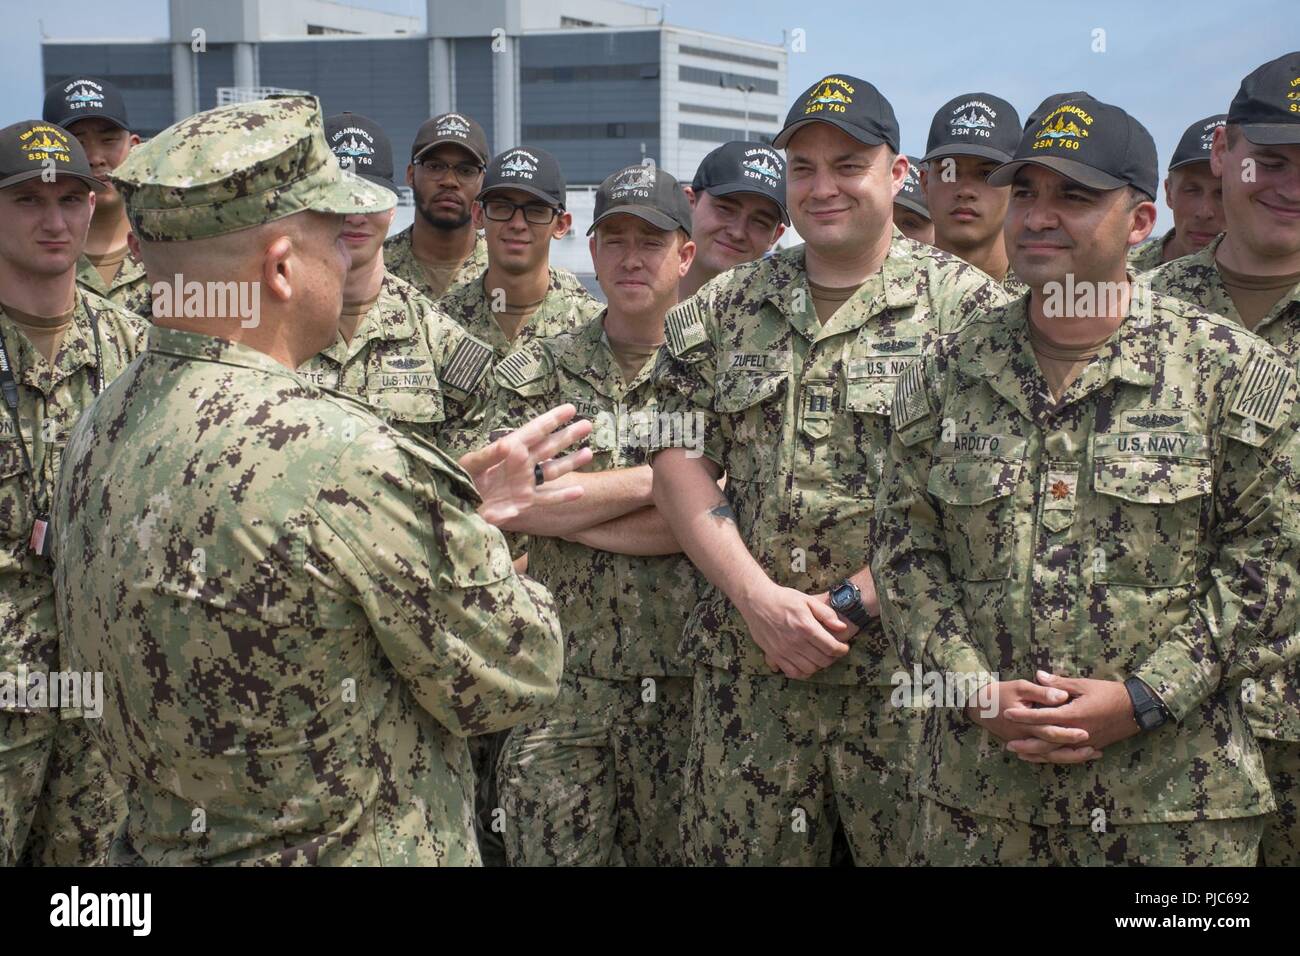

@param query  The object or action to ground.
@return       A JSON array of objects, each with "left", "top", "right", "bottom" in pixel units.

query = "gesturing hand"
[{"left": 459, "top": 404, "right": 594, "bottom": 526}]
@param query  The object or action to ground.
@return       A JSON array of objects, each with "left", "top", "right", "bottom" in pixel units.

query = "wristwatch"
[
  {"left": 829, "top": 579, "right": 870, "bottom": 630},
  {"left": 1124, "top": 676, "right": 1169, "bottom": 732}
]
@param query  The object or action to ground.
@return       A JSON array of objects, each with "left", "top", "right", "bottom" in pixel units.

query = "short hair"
[
  {"left": 1125, "top": 185, "right": 1149, "bottom": 209},
  {"left": 1225, "top": 123, "right": 1242, "bottom": 148}
]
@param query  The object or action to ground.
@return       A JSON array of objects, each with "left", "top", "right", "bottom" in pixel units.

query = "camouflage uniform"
[
  {"left": 1127, "top": 228, "right": 1174, "bottom": 274},
  {"left": 440, "top": 267, "right": 601, "bottom": 360},
  {"left": 491, "top": 314, "right": 701, "bottom": 865},
  {"left": 0, "top": 290, "right": 142, "bottom": 866},
  {"left": 75, "top": 248, "right": 151, "bottom": 318},
  {"left": 1147, "top": 235, "right": 1300, "bottom": 866},
  {"left": 382, "top": 227, "right": 488, "bottom": 304},
  {"left": 872, "top": 288, "right": 1300, "bottom": 865},
  {"left": 1002, "top": 267, "right": 1029, "bottom": 299},
  {"left": 297, "top": 271, "right": 495, "bottom": 462},
  {"left": 50, "top": 94, "right": 565, "bottom": 865},
  {"left": 649, "top": 232, "right": 1008, "bottom": 865}
]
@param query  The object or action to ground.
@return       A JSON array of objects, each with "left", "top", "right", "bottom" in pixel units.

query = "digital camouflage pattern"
[
  {"left": 297, "top": 271, "right": 495, "bottom": 462},
  {"left": 383, "top": 228, "right": 489, "bottom": 305},
  {"left": 650, "top": 231, "right": 1009, "bottom": 686},
  {"left": 75, "top": 248, "right": 151, "bottom": 318},
  {"left": 873, "top": 289, "right": 1300, "bottom": 832},
  {"left": 490, "top": 313, "right": 700, "bottom": 865},
  {"left": 681, "top": 664, "right": 919, "bottom": 866},
  {"left": 1146, "top": 233, "right": 1300, "bottom": 864},
  {"left": 909, "top": 796, "right": 1262, "bottom": 865},
  {"left": 1127, "top": 228, "right": 1175, "bottom": 274},
  {"left": 1002, "top": 267, "right": 1029, "bottom": 299},
  {"left": 52, "top": 327, "right": 564, "bottom": 865},
  {"left": 440, "top": 266, "right": 602, "bottom": 359},
  {"left": 109, "top": 95, "right": 394, "bottom": 242},
  {"left": 0, "top": 290, "right": 143, "bottom": 865},
  {"left": 498, "top": 672, "right": 693, "bottom": 866}
]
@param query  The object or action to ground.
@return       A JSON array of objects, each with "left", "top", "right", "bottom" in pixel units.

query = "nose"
[{"left": 1022, "top": 196, "right": 1058, "bottom": 232}]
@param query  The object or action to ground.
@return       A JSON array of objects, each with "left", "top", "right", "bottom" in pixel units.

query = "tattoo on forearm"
[{"left": 708, "top": 494, "right": 736, "bottom": 524}]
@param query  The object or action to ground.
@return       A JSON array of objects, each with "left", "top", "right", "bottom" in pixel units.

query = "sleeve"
[
  {"left": 871, "top": 348, "right": 995, "bottom": 687},
  {"left": 1134, "top": 348, "right": 1300, "bottom": 721},
  {"left": 310, "top": 422, "right": 564, "bottom": 737},
  {"left": 648, "top": 285, "right": 724, "bottom": 467}
]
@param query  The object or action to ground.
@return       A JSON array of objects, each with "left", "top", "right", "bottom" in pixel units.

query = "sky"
[{"left": 1, "top": 0, "right": 1296, "bottom": 233}]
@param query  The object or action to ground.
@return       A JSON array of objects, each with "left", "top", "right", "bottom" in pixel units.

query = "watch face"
[{"left": 830, "top": 584, "right": 852, "bottom": 609}]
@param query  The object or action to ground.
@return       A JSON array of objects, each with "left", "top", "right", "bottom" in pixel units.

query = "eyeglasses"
[
  {"left": 481, "top": 199, "right": 561, "bottom": 225},
  {"left": 417, "top": 159, "right": 485, "bottom": 183}
]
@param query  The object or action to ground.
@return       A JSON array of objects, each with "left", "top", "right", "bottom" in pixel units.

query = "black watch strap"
[{"left": 1125, "top": 676, "right": 1168, "bottom": 732}]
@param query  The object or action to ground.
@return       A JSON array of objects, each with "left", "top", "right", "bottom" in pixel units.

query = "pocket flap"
[
  {"left": 367, "top": 389, "right": 446, "bottom": 425},
  {"left": 1094, "top": 457, "right": 1210, "bottom": 504},
  {"left": 928, "top": 458, "right": 1023, "bottom": 505},
  {"left": 714, "top": 371, "right": 788, "bottom": 413},
  {"left": 845, "top": 379, "right": 894, "bottom": 415}
]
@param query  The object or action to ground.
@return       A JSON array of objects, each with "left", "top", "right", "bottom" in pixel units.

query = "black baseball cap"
[
  {"left": 894, "top": 156, "right": 929, "bottom": 219},
  {"left": 1169, "top": 114, "right": 1227, "bottom": 171},
  {"left": 1228, "top": 51, "right": 1300, "bottom": 145},
  {"left": 325, "top": 112, "right": 397, "bottom": 194},
  {"left": 924, "top": 93, "right": 1021, "bottom": 164},
  {"left": 691, "top": 141, "right": 789, "bottom": 224},
  {"left": 411, "top": 112, "right": 490, "bottom": 165},
  {"left": 1024, "top": 91, "right": 1092, "bottom": 131},
  {"left": 989, "top": 96, "right": 1158, "bottom": 199},
  {"left": 588, "top": 164, "right": 692, "bottom": 237},
  {"left": 774, "top": 74, "right": 900, "bottom": 154},
  {"left": 479, "top": 146, "right": 567, "bottom": 208},
  {"left": 0, "top": 120, "right": 105, "bottom": 191},
  {"left": 43, "top": 77, "right": 129, "bottom": 131}
]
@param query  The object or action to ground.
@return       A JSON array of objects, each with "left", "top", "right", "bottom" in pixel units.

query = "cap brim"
[
  {"left": 358, "top": 172, "right": 400, "bottom": 196},
  {"left": 702, "top": 183, "right": 790, "bottom": 224},
  {"left": 921, "top": 143, "right": 1015, "bottom": 165},
  {"left": 56, "top": 112, "right": 129, "bottom": 132},
  {"left": 0, "top": 167, "right": 106, "bottom": 192},
  {"left": 413, "top": 139, "right": 489, "bottom": 165},
  {"left": 893, "top": 196, "right": 930, "bottom": 219},
  {"left": 1239, "top": 123, "right": 1300, "bottom": 146},
  {"left": 773, "top": 117, "right": 888, "bottom": 151},
  {"left": 311, "top": 169, "right": 396, "bottom": 215},
  {"left": 1167, "top": 157, "right": 1212, "bottom": 172},
  {"left": 479, "top": 183, "right": 564, "bottom": 208},
  {"left": 587, "top": 206, "right": 682, "bottom": 236},
  {"left": 987, "top": 156, "right": 1128, "bottom": 192}
]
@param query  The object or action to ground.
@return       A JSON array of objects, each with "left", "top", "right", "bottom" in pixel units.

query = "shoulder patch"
[
  {"left": 891, "top": 360, "right": 932, "bottom": 430},
  {"left": 665, "top": 299, "right": 708, "bottom": 355},
  {"left": 495, "top": 347, "right": 547, "bottom": 390},
  {"left": 1231, "top": 350, "right": 1295, "bottom": 432},
  {"left": 440, "top": 334, "right": 494, "bottom": 395}
]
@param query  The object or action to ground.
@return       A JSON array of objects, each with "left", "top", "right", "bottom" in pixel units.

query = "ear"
[
  {"left": 918, "top": 165, "right": 928, "bottom": 198},
  {"left": 86, "top": 188, "right": 97, "bottom": 218},
  {"left": 1163, "top": 175, "right": 1173, "bottom": 210},
  {"left": 588, "top": 234, "right": 599, "bottom": 274},
  {"left": 683, "top": 185, "right": 698, "bottom": 209},
  {"left": 1209, "top": 126, "right": 1227, "bottom": 179},
  {"left": 1128, "top": 199, "right": 1158, "bottom": 247},
  {"left": 471, "top": 201, "right": 485, "bottom": 230},
  {"left": 262, "top": 234, "right": 295, "bottom": 304},
  {"left": 768, "top": 222, "right": 786, "bottom": 251},
  {"left": 678, "top": 237, "right": 696, "bottom": 278},
  {"left": 552, "top": 210, "right": 573, "bottom": 240},
  {"left": 890, "top": 153, "right": 910, "bottom": 200},
  {"left": 126, "top": 231, "right": 139, "bottom": 259},
  {"left": 128, "top": 133, "right": 142, "bottom": 148},
  {"left": 405, "top": 164, "right": 415, "bottom": 187}
]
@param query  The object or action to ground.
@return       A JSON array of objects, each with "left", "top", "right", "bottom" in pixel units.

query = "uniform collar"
[
  {"left": 1204, "top": 233, "right": 1300, "bottom": 332},
  {"left": 75, "top": 245, "right": 146, "bottom": 295},
  {"left": 552, "top": 310, "right": 658, "bottom": 397},
  {"left": 146, "top": 326, "right": 300, "bottom": 380},
  {"left": 0, "top": 290, "right": 102, "bottom": 394},
  {"left": 460, "top": 267, "right": 579, "bottom": 356}
]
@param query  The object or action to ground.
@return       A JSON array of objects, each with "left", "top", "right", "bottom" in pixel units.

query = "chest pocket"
[
  {"left": 1091, "top": 453, "right": 1210, "bottom": 586},
  {"left": 0, "top": 442, "right": 31, "bottom": 546},
  {"left": 928, "top": 457, "right": 1023, "bottom": 581},
  {"left": 716, "top": 369, "right": 788, "bottom": 481},
  {"left": 366, "top": 387, "right": 446, "bottom": 426}
]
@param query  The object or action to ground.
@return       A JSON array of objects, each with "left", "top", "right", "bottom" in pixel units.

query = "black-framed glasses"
[
  {"left": 417, "top": 159, "right": 485, "bottom": 183},
  {"left": 481, "top": 199, "right": 561, "bottom": 225}
]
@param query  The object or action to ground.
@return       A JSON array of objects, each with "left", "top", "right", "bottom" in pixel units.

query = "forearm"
[
  {"left": 568, "top": 505, "right": 682, "bottom": 556},
  {"left": 498, "top": 465, "right": 653, "bottom": 535},
  {"left": 652, "top": 450, "right": 771, "bottom": 606}
]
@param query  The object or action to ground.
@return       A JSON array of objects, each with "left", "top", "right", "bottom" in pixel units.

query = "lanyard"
[{"left": 0, "top": 303, "right": 105, "bottom": 555}]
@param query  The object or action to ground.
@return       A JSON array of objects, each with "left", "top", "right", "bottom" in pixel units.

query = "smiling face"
[
  {"left": 1005, "top": 165, "right": 1155, "bottom": 289},
  {"left": 0, "top": 178, "right": 96, "bottom": 277},
  {"left": 66, "top": 116, "right": 137, "bottom": 210},
  {"left": 472, "top": 186, "right": 571, "bottom": 277},
  {"left": 590, "top": 214, "right": 694, "bottom": 319},
  {"left": 340, "top": 206, "right": 396, "bottom": 273},
  {"left": 921, "top": 153, "right": 1010, "bottom": 253},
  {"left": 1212, "top": 125, "right": 1300, "bottom": 260},
  {"left": 1164, "top": 163, "right": 1225, "bottom": 252},
  {"left": 785, "top": 123, "right": 903, "bottom": 256},
  {"left": 688, "top": 188, "right": 783, "bottom": 276}
]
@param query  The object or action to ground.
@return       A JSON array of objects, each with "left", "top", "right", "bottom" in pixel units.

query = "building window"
[
  {"left": 680, "top": 102, "right": 779, "bottom": 123},
  {"left": 679, "top": 66, "right": 778, "bottom": 95},
  {"left": 679, "top": 123, "right": 775, "bottom": 144},
  {"left": 522, "top": 63, "right": 659, "bottom": 83},
  {"left": 524, "top": 122, "right": 659, "bottom": 139},
  {"left": 678, "top": 44, "right": 779, "bottom": 71}
]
